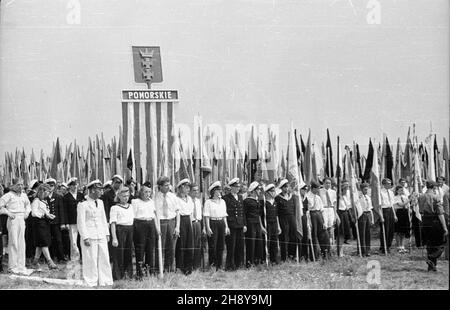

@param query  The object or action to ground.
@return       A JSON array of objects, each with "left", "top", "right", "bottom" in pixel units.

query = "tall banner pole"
[{"left": 336, "top": 136, "right": 341, "bottom": 257}]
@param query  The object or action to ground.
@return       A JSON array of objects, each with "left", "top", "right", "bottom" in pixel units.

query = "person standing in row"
[
  {"left": 309, "top": 181, "right": 330, "bottom": 259},
  {"left": 154, "top": 176, "right": 180, "bottom": 273},
  {"left": 25, "top": 180, "right": 41, "bottom": 263},
  {"left": 393, "top": 185, "right": 411, "bottom": 254},
  {"left": 44, "top": 178, "right": 67, "bottom": 262},
  {"left": 337, "top": 180, "right": 352, "bottom": 245},
  {"left": 102, "top": 175, "right": 124, "bottom": 222},
  {"left": 419, "top": 181, "right": 448, "bottom": 271},
  {"left": 223, "top": 178, "right": 246, "bottom": 271},
  {"left": 30, "top": 184, "right": 57, "bottom": 269},
  {"left": 175, "top": 178, "right": 194, "bottom": 275},
  {"left": 275, "top": 179, "right": 297, "bottom": 262},
  {"left": 379, "top": 178, "right": 398, "bottom": 254},
  {"left": 243, "top": 181, "right": 266, "bottom": 267},
  {"left": 189, "top": 183, "right": 203, "bottom": 270},
  {"left": 132, "top": 181, "right": 160, "bottom": 278},
  {"left": 264, "top": 184, "right": 281, "bottom": 264},
  {"left": 77, "top": 179, "right": 113, "bottom": 287},
  {"left": 63, "top": 177, "right": 84, "bottom": 261},
  {"left": 204, "top": 181, "right": 229, "bottom": 270},
  {"left": 358, "top": 183, "right": 374, "bottom": 257},
  {"left": 110, "top": 187, "right": 134, "bottom": 280},
  {"left": 0, "top": 178, "right": 32, "bottom": 275},
  {"left": 319, "top": 177, "right": 338, "bottom": 250}
]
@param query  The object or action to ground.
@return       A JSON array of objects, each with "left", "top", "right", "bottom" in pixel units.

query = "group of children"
[{"left": 0, "top": 174, "right": 448, "bottom": 286}]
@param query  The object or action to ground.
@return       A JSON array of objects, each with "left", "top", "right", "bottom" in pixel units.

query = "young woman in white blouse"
[
  {"left": 110, "top": 187, "right": 135, "bottom": 280},
  {"left": 204, "top": 181, "right": 230, "bottom": 270},
  {"left": 131, "top": 181, "right": 160, "bottom": 279},
  {"left": 31, "top": 184, "right": 57, "bottom": 269},
  {"left": 393, "top": 185, "right": 411, "bottom": 254}
]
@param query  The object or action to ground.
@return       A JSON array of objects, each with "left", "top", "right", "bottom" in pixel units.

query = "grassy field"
[{"left": 0, "top": 243, "right": 448, "bottom": 290}]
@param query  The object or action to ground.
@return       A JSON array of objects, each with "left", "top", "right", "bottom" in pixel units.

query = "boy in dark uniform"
[
  {"left": 275, "top": 179, "right": 297, "bottom": 262},
  {"left": 263, "top": 184, "right": 281, "bottom": 264},
  {"left": 45, "top": 178, "right": 67, "bottom": 262},
  {"left": 419, "top": 181, "right": 448, "bottom": 271},
  {"left": 223, "top": 178, "right": 246, "bottom": 270},
  {"left": 63, "top": 177, "right": 85, "bottom": 261}
]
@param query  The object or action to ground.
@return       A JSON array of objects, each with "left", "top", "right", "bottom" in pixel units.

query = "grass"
[{"left": 0, "top": 244, "right": 448, "bottom": 290}]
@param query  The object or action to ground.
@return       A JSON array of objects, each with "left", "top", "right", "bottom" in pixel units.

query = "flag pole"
[
  {"left": 336, "top": 136, "right": 341, "bottom": 257},
  {"left": 262, "top": 189, "right": 269, "bottom": 266},
  {"left": 347, "top": 146, "right": 362, "bottom": 258}
]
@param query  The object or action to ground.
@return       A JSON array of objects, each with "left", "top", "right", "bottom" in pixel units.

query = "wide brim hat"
[{"left": 208, "top": 181, "right": 222, "bottom": 193}]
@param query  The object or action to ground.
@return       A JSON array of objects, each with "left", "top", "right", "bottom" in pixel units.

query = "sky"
[{"left": 0, "top": 0, "right": 448, "bottom": 158}]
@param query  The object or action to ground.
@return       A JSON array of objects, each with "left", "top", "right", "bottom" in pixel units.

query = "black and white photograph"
[{"left": 0, "top": 0, "right": 448, "bottom": 292}]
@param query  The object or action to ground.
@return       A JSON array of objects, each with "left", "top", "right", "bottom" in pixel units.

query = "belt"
[
  {"left": 210, "top": 217, "right": 225, "bottom": 221},
  {"left": 192, "top": 219, "right": 201, "bottom": 223},
  {"left": 310, "top": 210, "right": 320, "bottom": 213},
  {"left": 160, "top": 218, "right": 175, "bottom": 222},
  {"left": 134, "top": 218, "right": 154, "bottom": 222},
  {"left": 180, "top": 214, "right": 191, "bottom": 217}
]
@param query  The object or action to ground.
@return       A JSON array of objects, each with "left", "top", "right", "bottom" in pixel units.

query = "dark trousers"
[
  {"left": 25, "top": 217, "right": 34, "bottom": 259},
  {"left": 310, "top": 211, "right": 330, "bottom": 258},
  {"left": 208, "top": 219, "right": 225, "bottom": 269},
  {"left": 49, "top": 224, "right": 65, "bottom": 260},
  {"left": 175, "top": 215, "right": 194, "bottom": 274},
  {"left": 423, "top": 215, "right": 446, "bottom": 268},
  {"left": 358, "top": 212, "right": 371, "bottom": 256},
  {"left": 279, "top": 215, "right": 297, "bottom": 261},
  {"left": 245, "top": 221, "right": 263, "bottom": 266},
  {"left": 157, "top": 218, "right": 176, "bottom": 272},
  {"left": 338, "top": 210, "right": 352, "bottom": 241},
  {"left": 266, "top": 221, "right": 279, "bottom": 264},
  {"left": 61, "top": 228, "right": 70, "bottom": 258},
  {"left": 225, "top": 227, "right": 245, "bottom": 270},
  {"left": 133, "top": 219, "right": 157, "bottom": 277},
  {"left": 411, "top": 212, "right": 423, "bottom": 247},
  {"left": 379, "top": 208, "right": 395, "bottom": 253},
  {"left": 300, "top": 214, "right": 313, "bottom": 261},
  {"left": 112, "top": 225, "right": 134, "bottom": 280},
  {"left": 192, "top": 221, "right": 202, "bottom": 270}
]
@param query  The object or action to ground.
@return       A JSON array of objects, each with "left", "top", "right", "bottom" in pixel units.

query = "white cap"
[
  {"left": 60, "top": 182, "right": 68, "bottom": 189},
  {"left": 44, "top": 178, "right": 57, "bottom": 184},
  {"left": 208, "top": 181, "right": 222, "bottom": 193},
  {"left": 29, "top": 179, "right": 39, "bottom": 190},
  {"left": 67, "top": 177, "right": 78, "bottom": 186},
  {"left": 248, "top": 181, "right": 260, "bottom": 192},
  {"left": 111, "top": 175, "right": 124, "bottom": 183},
  {"left": 103, "top": 180, "right": 112, "bottom": 188},
  {"left": 86, "top": 179, "right": 102, "bottom": 189},
  {"left": 228, "top": 178, "right": 240, "bottom": 187},
  {"left": 177, "top": 178, "right": 190, "bottom": 188},
  {"left": 278, "top": 179, "right": 289, "bottom": 189},
  {"left": 264, "top": 184, "right": 275, "bottom": 192}
]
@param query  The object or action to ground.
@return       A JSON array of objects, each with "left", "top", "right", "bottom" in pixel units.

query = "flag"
[
  {"left": 425, "top": 132, "right": 436, "bottom": 181},
  {"left": 303, "top": 130, "right": 312, "bottom": 184},
  {"left": 362, "top": 139, "right": 374, "bottom": 182},
  {"left": 325, "top": 129, "right": 334, "bottom": 178},
  {"left": 394, "top": 137, "right": 403, "bottom": 184},
  {"left": 370, "top": 139, "right": 382, "bottom": 223},
  {"left": 50, "top": 138, "right": 62, "bottom": 180},
  {"left": 248, "top": 126, "right": 258, "bottom": 182},
  {"left": 443, "top": 138, "right": 449, "bottom": 185},
  {"left": 384, "top": 135, "right": 394, "bottom": 182},
  {"left": 346, "top": 147, "right": 362, "bottom": 219}
]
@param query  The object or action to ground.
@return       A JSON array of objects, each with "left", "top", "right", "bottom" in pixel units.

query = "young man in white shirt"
[
  {"left": 189, "top": 183, "right": 203, "bottom": 270},
  {"left": 379, "top": 178, "right": 398, "bottom": 254},
  {"left": 358, "top": 183, "right": 374, "bottom": 257}
]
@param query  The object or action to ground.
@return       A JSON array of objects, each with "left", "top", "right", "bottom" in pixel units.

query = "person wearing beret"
[
  {"left": 223, "top": 178, "right": 246, "bottom": 271},
  {"left": 264, "top": 184, "right": 281, "bottom": 264},
  {"left": 77, "top": 180, "right": 113, "bottom": 287},
  {"left": 204, "top": 181, "right": 230, "bottom": 270},
  {"left": 175, "top": 178, "right": 195, "bottom": 275},
  {"left": 243, "top": 181, "right": 266, "bottom": 267},
  {"left": 419, "top": 181, "right": 448, "bottom": 271},
  {"left": 63, "top": 177, "right": 85, "bottom": 261},
  {"left": 44, "top": 178, "right": 67, "bottom": 262},
  {"left": 275, "top": 179, "right": 298, "bottom": 262}
]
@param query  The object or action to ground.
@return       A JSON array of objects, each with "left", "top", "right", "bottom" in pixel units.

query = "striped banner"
[{"left": 122, "top": 100, "right": 175, "bottom": 185}]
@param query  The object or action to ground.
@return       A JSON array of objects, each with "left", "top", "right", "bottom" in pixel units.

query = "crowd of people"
[{"left": 0, "top": 174, "right": 448, "bottom": 287}]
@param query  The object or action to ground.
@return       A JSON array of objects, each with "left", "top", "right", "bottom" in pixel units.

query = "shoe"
[
  {"left": 344, "top": 240, "right": 350, "bottom": 244},
  {"left": 48, "top": 261, "right": 58, "bottom": 269}
]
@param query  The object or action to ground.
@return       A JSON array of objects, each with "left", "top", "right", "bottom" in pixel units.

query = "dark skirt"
[
  {"left": 422, "top": 215, "right": 446, "bottom": 247},
  {"left": 33, "top": 217, "right": 51, "bottom": 247},
  {"left": 395, "top": 209, "right": 411, "bottom": 237}
]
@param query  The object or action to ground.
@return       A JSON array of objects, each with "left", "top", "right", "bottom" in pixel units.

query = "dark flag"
[
  {"left": 325, "top": 129, "right": 334, "bottom": 178},
  {"left": 127, "top": 148, "right": 133, "bottom": 173},
  {"left": 362, "top": 139, "right": 374, "bottom": 182},
  {"left": 355, "top": 143, "right": 363, "bottom": 180},
  {"left": 294, "top": 129, "right": 304, "bottom": 180},
  {"left": 385, "top": 137, "right": 394, "bottom": 182}
]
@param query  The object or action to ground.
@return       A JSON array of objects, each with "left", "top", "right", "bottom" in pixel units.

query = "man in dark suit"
[
  {"left": 45, "top": 178, "right": 67, "bottom": 262},
  {"left": 223, "top": 178, "right": 246, "bottom": 271},
  {"left": 63, "top": 177, "right": 85, "bottom": 261},
  {"left": 101, "top": 175, "right": 123, "bottom": 222}
]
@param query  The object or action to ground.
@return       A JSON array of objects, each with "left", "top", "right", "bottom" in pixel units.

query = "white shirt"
[
  {"left": 0, "top": 191, "right": 31, "bottom": 215},
  {"left": 131, "top": 198, "right": 156, "bottom": 220},
  {"left": 177, "top": 195, "right": 194, "bottom": 216},
  {"left": 393, "top": 194, "right": 409, "bottom": 210},
  {"left": 191, "top": 197, "right": 203, "bottom": 221},
  {"left": 31, "top": 198, "right": 51, "bottom": 218},
  {"left": 338, "top": 191, "right": 352, "bottom": 211},
  {"left": 77, "top": 197, "right": 110, "bottom": 240},
  {"left": 319, "top": 188, "right": 337, "bottom": 208},
  {"left": 109, "top": 204, "right": 134, "bottom": 226},
  {"left": 203, "top": 199, "right": 228, "bottom": 218},
  {"left": 308, "top": 194, "right": 324, "bottom": 211},
  {"left": 359, "top": 194, "right": 373, "bottom": 212},
  {"left": 154, "top": 191, "right": 180, "bottom": 220},
  {"left": 380, "top": 188, "right": 395, "bottom": 209}
]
